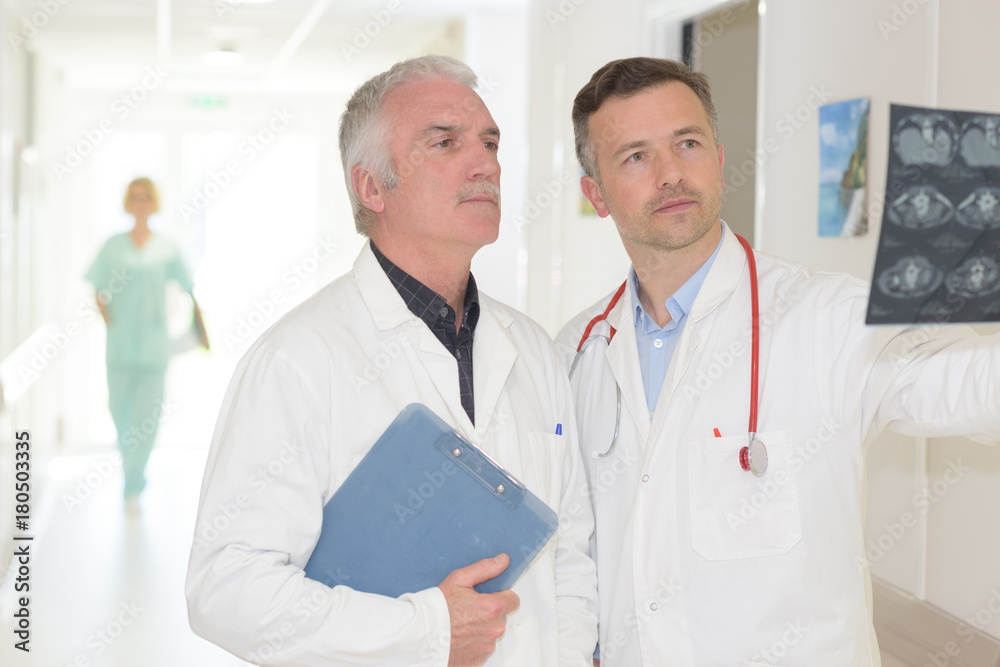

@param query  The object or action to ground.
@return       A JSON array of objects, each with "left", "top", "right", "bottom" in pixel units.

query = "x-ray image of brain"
[
  {"left": 916, "top": 298, "right": 963, "bottom": 320},
  {"left": 893, "top": 113, "right": 958, "bottom": 166},
  {"left": 876, "top": 255, "right": 944, "bottom": 299},
  {"left": 887, "top": 185, "right": 954, "bottom": 229},
  {"left": 944, "top": 256, "right": 1000, "bottom": 298},
  {"left": 956, "top": 187, "right": 1000, "bottom": 229},
  {"left": 959, "top": 115, "right": 1000, "bottom": 167}
]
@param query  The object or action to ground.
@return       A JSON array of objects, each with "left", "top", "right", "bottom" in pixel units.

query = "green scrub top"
[{"left": 86, "top": 232, "right": 194, "bottom": 370}]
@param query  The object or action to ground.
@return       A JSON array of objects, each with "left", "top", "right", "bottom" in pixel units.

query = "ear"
[
  {"left": 580, "top": 175, "right": 612, "bottom": 218},
  {"left": 351, "top": 165, "right": 386, "bottom": 215},
  {"left": 717, "top": 143, "right": 725, "bottom": 191}
]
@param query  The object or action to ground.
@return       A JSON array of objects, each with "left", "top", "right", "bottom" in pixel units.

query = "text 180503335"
[{"left": 13, "top": 430, "right": 32, "bottom": 652}]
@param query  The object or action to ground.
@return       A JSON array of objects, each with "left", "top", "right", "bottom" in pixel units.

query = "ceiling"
[{"left": 11, "top": 0, "right": 528, "bottom": 93}]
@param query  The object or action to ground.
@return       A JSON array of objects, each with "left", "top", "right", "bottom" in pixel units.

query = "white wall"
[
  {"left": 923, "top": 0, "right": 1000, "bottom": 634},
  {"left": 0, "top": 1, "right": 41, "bottom": 572},
  {"left": 465, "top": 8, "right": 530, "bottom": 310},
  {"left": 523, "top": 0, "right": 639, "bottom": 333},
  {"left": 755, "top": 0, "right": 935, "bottom": 274}
]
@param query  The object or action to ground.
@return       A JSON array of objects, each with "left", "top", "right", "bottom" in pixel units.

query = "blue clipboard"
[{"left": 303, "top": 404, "right": 559, "bottom": 597}]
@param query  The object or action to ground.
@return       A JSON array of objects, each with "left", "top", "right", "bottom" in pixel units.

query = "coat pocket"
[{"left": 688, "top": 431, "right": 802, "bottom": 560}]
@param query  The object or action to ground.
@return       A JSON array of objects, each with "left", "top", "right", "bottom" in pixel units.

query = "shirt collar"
[
  {"left": 370, "top": 239, "right": 480, "bottom": 333},
  {"left": 630, "top": 222, "right": 726, "bottom": 330},
  {"left": 461, "top": 276, "right": 480, "bottom": 332}
]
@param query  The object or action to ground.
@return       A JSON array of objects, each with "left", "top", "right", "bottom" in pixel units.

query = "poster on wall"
[
  {"left": 818, "top": 97, "right": 870, "bottom": 237},
  {"left": 866, "top": 103, "right": 1000, "bottom": 324}
]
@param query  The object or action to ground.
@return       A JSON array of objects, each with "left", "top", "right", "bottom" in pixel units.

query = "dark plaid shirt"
[{"left": 371, "top": 240, "right": 480, "bottom": 425}]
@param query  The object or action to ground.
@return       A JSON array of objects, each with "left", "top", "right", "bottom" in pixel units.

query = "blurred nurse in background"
[{"left": 85, "top": 177, "right": 209, "bottom": 516}]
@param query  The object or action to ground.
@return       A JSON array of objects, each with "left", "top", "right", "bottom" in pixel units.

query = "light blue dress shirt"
[{"left": 631, "top": 224, "right": 725, "bottom": 416}]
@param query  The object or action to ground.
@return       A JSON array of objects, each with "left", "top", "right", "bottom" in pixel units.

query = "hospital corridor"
[
  {"left": 0, "top": 445, "right": 243, "bottom": 665},
  {"left": 1, "top": 0, "right": 1000, "bottom": 666}
]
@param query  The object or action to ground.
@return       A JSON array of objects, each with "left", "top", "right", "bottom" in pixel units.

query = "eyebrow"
[
  {"left": 419, "top": 124, "right": 501, "bottom": 140},
  {"left": 672, "top": 125, "right": 708, "bottom": 139},
  {"left": 610, "top": 125, "right": 708, "bottom": 159},
  {"left": 611, "top": 140, "right": 649, "bottom": 160}
]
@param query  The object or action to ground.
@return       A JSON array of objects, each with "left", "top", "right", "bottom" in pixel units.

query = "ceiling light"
[{"left": 203, "top": 46, "right": 243, "bottom": 68}]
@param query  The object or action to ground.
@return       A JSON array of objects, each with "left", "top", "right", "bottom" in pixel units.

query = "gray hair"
[{"left": 338, "top": 55, "right": 479, "bottom": 235}]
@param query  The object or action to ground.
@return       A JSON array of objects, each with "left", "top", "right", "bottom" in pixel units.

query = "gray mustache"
[{"left": 456, "top": 181, "right": 501, "bottom": 208}]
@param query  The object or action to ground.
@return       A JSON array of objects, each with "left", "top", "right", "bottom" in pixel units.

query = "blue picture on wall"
[{"left": 818, "top": 97, "right": 870, "bottom": 237}]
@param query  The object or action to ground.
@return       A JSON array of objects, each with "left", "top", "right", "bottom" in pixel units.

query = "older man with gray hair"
[{"left": 186, "top": 55, "right": 598, "bottom": 666}]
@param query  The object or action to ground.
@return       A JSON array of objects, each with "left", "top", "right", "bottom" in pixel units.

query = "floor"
[
  {"left": 0, "top": 446, "right": 249, "bottom": 667},
  {"left": 881, "top": 654, "right": 911, "bottom": 667}
]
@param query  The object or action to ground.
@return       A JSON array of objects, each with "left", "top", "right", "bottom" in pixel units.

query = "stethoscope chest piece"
[{"left": 740, "top": 437, "right": 768, "bottom": 477}]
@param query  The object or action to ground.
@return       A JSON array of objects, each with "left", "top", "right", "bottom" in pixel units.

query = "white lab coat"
[
  {"left": 187, "top": 243, "right": 598, "bottom": 666},
  {"left": 555, "top": 223, "right": 999, "bottom": 667}
]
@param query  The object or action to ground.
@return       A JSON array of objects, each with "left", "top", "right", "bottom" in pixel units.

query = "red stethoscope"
[{"left": 569, "top": 233, "right": 767, "bottom": 476}]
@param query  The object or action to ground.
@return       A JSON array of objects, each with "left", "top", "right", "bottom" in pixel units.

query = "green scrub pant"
[{"left": 107, "top": 367, "right": 166, "bottom": 497}]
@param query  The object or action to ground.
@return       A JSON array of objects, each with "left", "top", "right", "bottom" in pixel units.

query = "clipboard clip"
[{"left": 435, "top": 434, "right": 526, "bottom": 510}]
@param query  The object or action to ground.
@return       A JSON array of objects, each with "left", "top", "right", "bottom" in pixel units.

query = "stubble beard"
[{"left": 610, "top": 183, "right": 722, "bottom": 253}]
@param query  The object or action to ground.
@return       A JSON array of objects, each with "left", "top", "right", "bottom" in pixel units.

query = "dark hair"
[{"left": 572, "top": 57, "right": 719, "bottom": 179}]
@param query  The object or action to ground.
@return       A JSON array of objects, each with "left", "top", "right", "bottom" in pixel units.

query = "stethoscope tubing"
[
  {"left": 570, "top": 334, "right": 622, "bottom": 459},
  {"left": 735, "top": 233, "right": 760, "bottom": 440},
  {"left": 571, "top": 233, "right": 765, "bottom": 472}
]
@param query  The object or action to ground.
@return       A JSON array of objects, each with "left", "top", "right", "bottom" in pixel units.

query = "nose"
[
  {"left": 656, "top": 151, "right": 685, "bottom": 189},
  {"left": 466, "top": 142, "right": 500, "bottom": 181}
]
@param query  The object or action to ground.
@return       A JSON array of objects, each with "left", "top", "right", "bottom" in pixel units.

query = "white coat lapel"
[
  {"left": 655, "top": 324, "right": 702, "bottom": 425},
  {"left": 652, "top": 224, "right": 746, "bottom": 436},
  {"left": 472, "top": 303, "right": 517, "bottom": 441},
  {"left": 606, "top": 289, "right": 651, "bottom": 443},
  {"left": 689, "top": 223, "right": 747, "bottom": 323},
  {"left": 414, "top": 332, "right": 472, "bottom": 434},
  {"left": 353, "top": 243, "right": 473, "bottom": 436}
]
